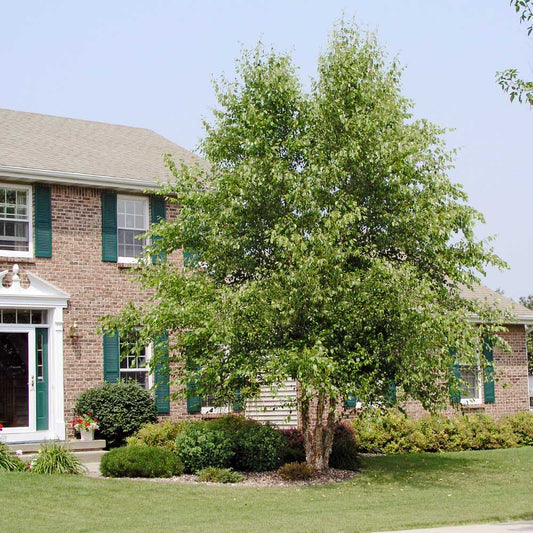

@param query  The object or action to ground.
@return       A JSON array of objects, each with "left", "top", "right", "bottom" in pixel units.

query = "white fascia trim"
[
  {"left": 0, "top": 165, "right": 163, "bottom": 192},
  {"left": 468, "top": 314, "right": 533, "bottom": 326}
]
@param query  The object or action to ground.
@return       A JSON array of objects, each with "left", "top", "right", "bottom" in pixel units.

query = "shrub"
[
  {"left": 0, "top": 443, "right": 28, "bottom": 472},
  {"left": 100, "top": 445, "right": 183, "bottom": 478},
  {"left": 329, "top": 422, "right": 360, "bottom": 471},
  {"left": 30, "top": 443, "right": 86, "bottom": 475},
  {"left": 175, "top": 421, "right": 235, "bottom": 473},
  {"left": 278, "top": 461, "right": 315, "bottom": 481},
  {"left": 233, "top": 422, "right": 286, "bottom": 472},
  {"left": 197, "top": 467, "right": 244, "bottom": 483},
  {"left": 127, "top": 420, "right": 186, "bottom": 451},
  {"left": 280, "top": 428, "right": 306, "bottom": 463},
  {"left": 209, "top": 414, "right": 258, "bottom": 436},
  {"left": 352, "top": 409, "right": 526, "bottom": 455},
  {"left": 505, "top": 411, "right": 533, "bottom": 446},
  {"left": 74, "top": 381, "right": 158, "bottom": 448}
]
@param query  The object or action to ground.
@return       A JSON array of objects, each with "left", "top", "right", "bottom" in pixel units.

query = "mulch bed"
[{"left": 94, "top": 468, "right": 359, "bottom": 487}]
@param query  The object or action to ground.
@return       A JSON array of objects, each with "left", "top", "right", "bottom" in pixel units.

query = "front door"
[{"left": 0, "top": 327, "right": 47, "bottom": 432}]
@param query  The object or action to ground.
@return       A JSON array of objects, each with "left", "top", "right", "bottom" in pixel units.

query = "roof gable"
[{"left": 0, "top": 108, "right": 205, "bottom": 187}]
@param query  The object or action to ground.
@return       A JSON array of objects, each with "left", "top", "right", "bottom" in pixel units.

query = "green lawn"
[{"left": 1, "top": 447, "right": 533, "bottom": 533}]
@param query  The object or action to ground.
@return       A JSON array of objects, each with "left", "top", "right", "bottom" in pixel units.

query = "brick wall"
[
  {"left": 0, "top": 183, "right": 187, "bottom": 435},
  {"left": 402, "top": 324, "right": 530, "bottom": 419}
]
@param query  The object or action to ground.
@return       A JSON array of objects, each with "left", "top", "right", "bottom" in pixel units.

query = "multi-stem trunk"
[{"left": 300, "top": 391, "right": 337, "bottom": 471}]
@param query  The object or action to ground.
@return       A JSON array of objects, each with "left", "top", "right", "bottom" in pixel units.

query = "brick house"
[{"left": 0, "top": 108, "right": 531, "bottom": 444}]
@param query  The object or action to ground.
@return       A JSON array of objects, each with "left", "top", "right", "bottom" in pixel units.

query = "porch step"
[
  {"left": 7, "top": 439, "right": 106, "bottom": 455},
  {"left": 75, "top": 450, "right": 107, "bottom": 476}
]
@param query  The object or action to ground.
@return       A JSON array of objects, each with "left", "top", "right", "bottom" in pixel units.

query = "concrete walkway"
[{"left": 378, "top": 521, "right": 533, "bottom": 533}]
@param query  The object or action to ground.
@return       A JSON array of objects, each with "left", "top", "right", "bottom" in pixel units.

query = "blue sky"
[{"left": 1, "top": 1, "right": 531, "bottom": 299}]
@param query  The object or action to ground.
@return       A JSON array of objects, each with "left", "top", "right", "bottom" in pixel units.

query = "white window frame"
[
  {"left": 0, "top": 183, "right": 33, "bottom": 258},
  {"left": 459, "top": 361, "right": 483, "bottom": 405},
  {"left": 119, "top": 340, "right": 153, "bottom": 391},
  {"left": 201, "top": 395, "right": 231, "bottom": 415},
  {"left": 117, "top": 194, "right": 149, "bottom": 263}
]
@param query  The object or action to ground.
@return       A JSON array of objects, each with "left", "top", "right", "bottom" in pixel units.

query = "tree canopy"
[
  {"left": 104, "top": 22, "right": 507, "bottom": 469},
  {"left": 497, "top": 0, "right": 533, "bottom": 106}
]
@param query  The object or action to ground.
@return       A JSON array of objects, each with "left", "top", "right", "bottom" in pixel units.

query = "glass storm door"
[
  {"left": 0, "top": 331, "right": 30, "bottom": 428},
  {"left": 0, "top": 328, "right": 47, "bottom": 431}
]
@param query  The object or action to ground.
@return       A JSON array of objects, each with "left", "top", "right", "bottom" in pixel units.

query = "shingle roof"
[
  {"left": 460, "top": 284, "right": 533, "bottom": 324},
  {"left": 0, "top": 108, "right": 205, "bottom": 185}
]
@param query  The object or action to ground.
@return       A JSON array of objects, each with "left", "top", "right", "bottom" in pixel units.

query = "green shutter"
[
  {"left": 385, "top": 382, "right": 397, "bottom": 405},
  {"left": 483, "top": 337, "right": 495, "bottom": 403},
  {"left": 34, "top": 186, "right": 52, "bottom": 258},
  {"left": 101, "top": 192, "right": 117, "bottom": 262},
  {"left": 450, "top": 363, "right": 462, "bottom": 404},
  {"left": 154, "top": 333, "right": 170, "bottom": 414},
  {"left": 103, "top": 333, "right": 120, "bottom": 383},
  {"left": 186, "top": 358, "right": 202, "bottom": 414},
  {"left": 344, "top": 394, "right": 357, "bottom": 408},
  {"left": 35, "top": 328, "right": 49, "bottom": 430},
  {"left": 151, "top": 196, "right": 167, "bottom": 264},
  {"left": 233, "top": 388, "right": 244, "bottom": 411},
  {"left": 183, "top": 249, "right": 198, "bottom": 267}
]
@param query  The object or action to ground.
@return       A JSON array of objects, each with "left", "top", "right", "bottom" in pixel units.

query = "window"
[
  {"left": 0, "top": 184, "right": 32, "bottom": 256},
  {"left": 103, "top": 332, "right": 170, "bottom": 413},
  {"left": 117, "top": 196, "right": 149, "bottom": 262},
  {"left": 201, "top": 395, "right": 231, "bottom": 415},
  {"left": 119, "top": 337, "right": 152, "bottom": 390},
  {"left": 458, "top": 363, "right": 482, "bottom": 404}
]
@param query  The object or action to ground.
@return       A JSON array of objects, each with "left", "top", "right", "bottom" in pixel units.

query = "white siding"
[{"left": 245, "top": 379, "right": 298, "bottom": 428}]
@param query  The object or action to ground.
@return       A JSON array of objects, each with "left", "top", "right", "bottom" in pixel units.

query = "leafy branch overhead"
[
  {"left": 103, "top": 21, "right": 508, "bottom": 469},
  {"left": 497, "top": 0, "right": 533, "bottom": 106}
]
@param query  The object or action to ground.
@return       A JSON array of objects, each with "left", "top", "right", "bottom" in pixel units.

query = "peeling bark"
[{"left": 301, "top": 392, "right": 338, "bottom": 471}]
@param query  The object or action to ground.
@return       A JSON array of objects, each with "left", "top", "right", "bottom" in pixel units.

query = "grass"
[{"left": 1, "top": 447, "right": 533, "bottom": 532}]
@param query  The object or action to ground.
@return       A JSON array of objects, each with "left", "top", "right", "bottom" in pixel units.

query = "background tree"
[
  {"left": 518, "top": 295, "right": 533, "bottom": 374},
  {"left": 497, "top": 0, "right": 533, "bottom": 106},
  {"left": 104, "top": 22, "right": 507, "bottom": 470}
]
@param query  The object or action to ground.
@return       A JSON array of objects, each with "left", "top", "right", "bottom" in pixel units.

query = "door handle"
[{"left": 31, "top": 376, "right": 34, "bottom": 388}]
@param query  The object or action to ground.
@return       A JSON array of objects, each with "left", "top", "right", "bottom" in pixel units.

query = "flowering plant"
[{"left": 72, "top": 412, "right": 99, "bottom": 432}]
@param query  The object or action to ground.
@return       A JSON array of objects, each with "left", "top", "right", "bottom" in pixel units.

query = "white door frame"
[{"left": 0, "top": 266, "right": 69, "bottom": 443}]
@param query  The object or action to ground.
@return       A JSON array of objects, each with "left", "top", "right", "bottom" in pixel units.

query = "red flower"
[{"left": 87, "top": 412, "right": 92, "bottom": 416}]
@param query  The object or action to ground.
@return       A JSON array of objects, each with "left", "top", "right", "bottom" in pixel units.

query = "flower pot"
[{"left": 80, "top": 429, "right": 94, "bottom": 441}]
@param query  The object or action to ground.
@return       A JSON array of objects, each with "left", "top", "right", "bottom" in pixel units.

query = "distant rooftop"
[
  {"left": 460, "top": 284, "right": 533, "bottom": 324},
  {"left": 0, "top": 108, "right": 205, "bottom": 187}
]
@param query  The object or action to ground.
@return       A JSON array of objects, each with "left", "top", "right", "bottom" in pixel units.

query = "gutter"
[{"left": 0, "top": 164, "right": 163, "bottom": 192}]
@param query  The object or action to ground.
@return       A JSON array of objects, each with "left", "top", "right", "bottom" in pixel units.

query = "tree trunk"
[{"left": 301, "top": 392, "right": 337, "bottom": 471}]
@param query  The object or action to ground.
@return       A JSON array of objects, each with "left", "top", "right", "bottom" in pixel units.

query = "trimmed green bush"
[
  {"left": 329, "top": 422, "right": 360, "bottom": 471},
  {"left": 175, "top": 421, "right": 235, "bottom": 473},
  {"left": 75, "top": 381, "right": 157, "bottom": 448},
  {"left": 278, "top": 461, "right": 315, "bottom": 481},
  {"left": 197, "top": 467, "right": 244, "bottom": 483},
  {"left": 100, "top": 445, "right": 183, "bottom": 478},
  {"left": 233, "top": 422, "right": 285, "bottom": 472},
  {"left": 0, "top": 443, "right": 28, "bottom": 472},
  {"left": 127, "top": 420, "right": 186, "bottom": 451},
  {"left": 30, "top": 443, "right": 86, "bottom": 475}
]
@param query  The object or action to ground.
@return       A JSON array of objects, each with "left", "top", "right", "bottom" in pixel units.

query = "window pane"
[
  {"left": 460, "top": 366, "right": 479, "bottom": 400},
  {"left": 117, "top": 197, "right": 147, "bottom": 259},
  {"left": 0, "top": 187, "right": 30, "bottom": 252}
]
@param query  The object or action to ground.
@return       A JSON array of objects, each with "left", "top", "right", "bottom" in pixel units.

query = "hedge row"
[{"left": 352, "top": 410, "right": 533, "bottom": 454}]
